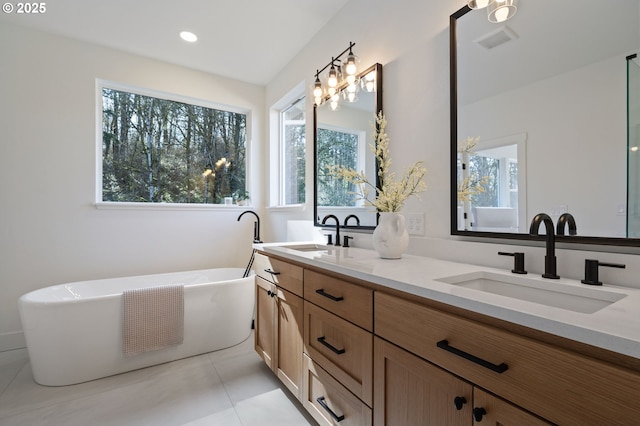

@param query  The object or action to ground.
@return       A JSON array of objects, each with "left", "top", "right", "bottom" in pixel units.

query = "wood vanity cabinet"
[
  {"left": 374, "top": 337, "right": 549, "bottom": 425},
  {"left": 302, "top": 269, "right": 374, "bottom": 425},
  {"left": 253, "top": 253, "right": 304, "bottom": 400},
  {"left": 375, "top": 291, "right": 640, "bottom": 425}
]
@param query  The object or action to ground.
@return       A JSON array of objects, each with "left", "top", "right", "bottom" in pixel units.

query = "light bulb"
[{"left": 494, "top": 6, "right": 509, "bottom": 22}]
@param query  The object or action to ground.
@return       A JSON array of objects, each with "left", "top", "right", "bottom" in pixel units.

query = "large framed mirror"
[
  {"left": 450, "top": 0, "right": 640, "bottom": 246},
  {"left": 314, "top": 63, "right": 383, "bottom": 230}
]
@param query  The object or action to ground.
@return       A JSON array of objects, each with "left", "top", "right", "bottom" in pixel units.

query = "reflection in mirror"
[
  {"left": 458, "top": 133, "right": 526, "bottom": 233},
  {"left": 451, "top": 0, "right": 640, "bottom": 246},
  {"left": 314, "top": 63, "right": 382, "bottom": 229}
]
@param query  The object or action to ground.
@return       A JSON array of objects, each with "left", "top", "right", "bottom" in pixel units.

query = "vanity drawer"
[
  {"left": 303, "top": 354, "right": 372, "bottom": 426},
  {"left": 304, "top": 301, "right": 373, "bottom": 406},
  {"left": 254, "top": 253, "right": 303, "bottom": 296},
  {"left": 304, "top": 269, "right": 373, "bottom": 331},
  {"left": 375, "top": 292, "right": 640, "bottom": 425}
]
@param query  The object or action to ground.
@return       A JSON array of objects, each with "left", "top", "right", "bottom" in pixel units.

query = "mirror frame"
[
  {"left": 314, "top": 62, "right": 383, "bottom": 231},
  {"left": 450, "top": 5, "right": 639, "bottom": 247}
]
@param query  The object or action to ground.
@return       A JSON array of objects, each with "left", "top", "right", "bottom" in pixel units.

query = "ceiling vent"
[{"left": 474, "top": 26, "right": 518, "bottom": 49}]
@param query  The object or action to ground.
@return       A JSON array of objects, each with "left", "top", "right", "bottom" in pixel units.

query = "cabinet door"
[
  {"left": 255, "top": 276, "right": 276, "bottom": 369},
  {"left": 374, "top": 337, "right": 472, "bottom": 426},
  {"left": 473, "top": 388, "right": 551, "bottom": 426},
  {"left": 275, "top": 287, "right": 304, "bottom": 400}
]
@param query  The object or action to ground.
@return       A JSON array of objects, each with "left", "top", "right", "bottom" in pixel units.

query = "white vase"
[{"left": 372, "top": 212, "right": 409, "bottom": 259}]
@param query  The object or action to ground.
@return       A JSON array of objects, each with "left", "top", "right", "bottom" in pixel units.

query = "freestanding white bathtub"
[{"left": 18, "top": 268, "right": 255, "bottom": 386}]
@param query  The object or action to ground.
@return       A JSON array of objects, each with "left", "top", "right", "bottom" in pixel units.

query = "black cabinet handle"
[
  {"left": 473, "top": 407, "right": 487, "bottom": 422},
  {"left": 264, "top": 269, "right": 281, "bottom": 275},
  {"left": 315, "top": 288, "right": 344, "bottom": 302},
  {"left": 266, "top": 290, "right": 276, "bottom": 298},
  {"left": 437, "top": 340, "right": 508, "bottom": 374},
  {"left": 453, "top": 396, "right": 467, "bottom": 411},
  {"left": 316, "top": 396, "right": 344, "bottom": 422},
  {"left": 317, "top": 336, "right": 346, "bottom": 355}
]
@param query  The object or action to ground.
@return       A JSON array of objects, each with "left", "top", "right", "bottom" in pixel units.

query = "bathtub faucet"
[{"left": 237, "top": 210, "right": 262, "bottom": 243}]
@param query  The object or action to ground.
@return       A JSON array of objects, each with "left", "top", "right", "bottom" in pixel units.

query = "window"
[
  {"left": 316, "top": 126, "right": 362, "bottom": 207},
  {"left": 99, "top": 83, "right": 247, "bottom": 205},
  {"left": 280, "top": 98, "right": 306, "bottom": 205}
]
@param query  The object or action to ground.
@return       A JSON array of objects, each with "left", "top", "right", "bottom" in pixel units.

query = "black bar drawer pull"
[
  {"left": 437, "top": 340, "right": 508, "bottom": 373},
  {"left": 316, "top": 396, "right": 345, "bottom": 422},
  {"left": 315, "top": 288, "right": 344, "bottom": 301},
  {"left": 317, "top": 336, "right": 346, "bottom": 355},
  {"left": 264, "top": 269, "right": 281, "bottom": 275}
]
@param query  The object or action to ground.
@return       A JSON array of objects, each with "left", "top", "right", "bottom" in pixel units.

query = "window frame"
[
  {"left": 268, "top": 82, "right": 307, "bottom": 209},
  {"left": 95, "top": 79, "right": 251, "bottom": 210}
]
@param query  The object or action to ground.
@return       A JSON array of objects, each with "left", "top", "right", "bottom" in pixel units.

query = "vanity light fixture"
[{"left": 312, "top": 42, "right": 360, "bottom": 107}]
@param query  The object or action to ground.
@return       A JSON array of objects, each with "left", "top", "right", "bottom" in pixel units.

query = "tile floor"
[{"left": 0, "top": 334, "right": 318, "bottom": 426}]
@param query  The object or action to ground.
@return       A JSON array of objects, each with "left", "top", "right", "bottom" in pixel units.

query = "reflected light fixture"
[
  {"left": 468, "top": 0, "right": 492, "bottom": 9},
  {"left": 180, "top": 31, "right": 198, "bottom": 42},
  {"left": 469, "top": 0, "right": 518, "bottom": 23},
  {"left": 312, "top": 42, "right": 360, "bottom": 107},
  {"left": 488, "top": 0, "right": 517, "bottom": 23}
]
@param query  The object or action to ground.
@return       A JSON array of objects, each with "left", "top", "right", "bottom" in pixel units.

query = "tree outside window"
[{"left": 101, "top": 87, "right": 246, "bottom": 204}]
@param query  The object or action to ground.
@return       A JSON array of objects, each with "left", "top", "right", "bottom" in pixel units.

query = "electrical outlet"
[{"left": 405, "top": 212, "right": 425, "bottom": 236}]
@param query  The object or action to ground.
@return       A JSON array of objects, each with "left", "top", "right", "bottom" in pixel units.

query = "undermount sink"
[
  {"left": 436, "top": 271, "right": 626, "bottom": 314},
  {"left": 280, "top": 244, "right": 330, "bottom": 252}
]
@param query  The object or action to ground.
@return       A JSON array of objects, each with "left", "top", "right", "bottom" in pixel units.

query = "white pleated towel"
[{"left": 122, "top": 285, "right": 184, "bottom": 357}]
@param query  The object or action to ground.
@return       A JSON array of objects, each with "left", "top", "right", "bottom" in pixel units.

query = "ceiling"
[{"left": 0, "top": 0, "right": 350, "bottom": 85}]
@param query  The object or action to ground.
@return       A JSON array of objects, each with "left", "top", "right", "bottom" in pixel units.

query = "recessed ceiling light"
[{"left": 179, "top": 31, "right": 198, "bottom": 43}]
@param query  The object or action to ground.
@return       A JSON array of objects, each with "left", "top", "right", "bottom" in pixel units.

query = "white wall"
[
  {"left": 265, "top": 0, "right": 457, "bottom": 241},
  {"left": 0, "top": 23, "right": 265, "bottom": 350}
]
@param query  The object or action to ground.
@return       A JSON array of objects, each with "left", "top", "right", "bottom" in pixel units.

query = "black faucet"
[
  {"left": 529, "top": 213, "right": 559, "bottom": 279},
  {"left": 321, "top": 214, "right": 341, "bottom": 247},
  {"left": 237, "top": 210, "right": 262, "bottom": 243},
  {"left": 556, "top": 213, "right": 577, "bottom": 236},
  {"left": 343, "top": 214, "right": 361, "bottom": 227}
]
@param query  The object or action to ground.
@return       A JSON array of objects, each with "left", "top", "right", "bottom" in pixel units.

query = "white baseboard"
[{"left": 0, "top": 331, "right": 26, "bottom": 352}]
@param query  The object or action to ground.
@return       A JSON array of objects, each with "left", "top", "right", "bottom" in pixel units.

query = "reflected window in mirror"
[
  {"left": 317, "top": 126, "right": 364, "bottom": 207},
  {"left": 458, "top": 133, "right": 527, "bottom": 233},
  {"left": 314, "top": 63, "right": 383, "bottom": 230}
]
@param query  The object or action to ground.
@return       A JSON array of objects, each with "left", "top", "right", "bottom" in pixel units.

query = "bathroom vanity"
[{"left": 253, "top": 244, "right": 640, "bottom": 425}]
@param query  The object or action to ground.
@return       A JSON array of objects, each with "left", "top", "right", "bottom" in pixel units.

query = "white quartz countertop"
[{"left": 257, "top": 243, "right": 640, "bottom": 359}]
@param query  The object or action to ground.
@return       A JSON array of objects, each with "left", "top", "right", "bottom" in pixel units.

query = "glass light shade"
[
  {"left": 312, "top": 75, "right": 323, "bottom": 98},
  {"left": 488, "top": 0, "right": 517, "bottom": 23},
  {"left": 362, "top": 71, "right": 376, "bottom": 92},
  {"left": 314, "top": 96, "right": 322, "bottom": 106},
  {"left": 345, "top": 53, "right": 358, "bottom": 75},
  {"left": 346, "top": 74, "right": 356, "bottom": 85},
  {"left": 327, "top": 66, "right": 338, "bottom": 88},
  {"left": 468, "top": 0, "right": 493, "bottom": 9}
]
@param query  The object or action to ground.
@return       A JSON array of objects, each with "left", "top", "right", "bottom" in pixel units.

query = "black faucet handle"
[
  {"left": 498, "top": 252, "right": 527, "bottom": 274},
  {"left": 582, "top": 259, "right": 626, "bottom": 286},
  {"left": 343, "top": 235, "right": 354, "bottom": 248},
  {"left": 324, "top": 234, "right": 334, "bottom": 245}
]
